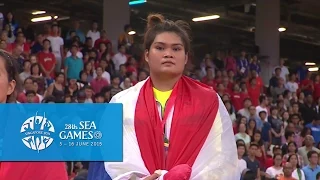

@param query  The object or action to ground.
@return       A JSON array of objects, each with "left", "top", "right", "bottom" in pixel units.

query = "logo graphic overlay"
[{"left": 20, "top": 112, "right": 55, "bottom": 152}]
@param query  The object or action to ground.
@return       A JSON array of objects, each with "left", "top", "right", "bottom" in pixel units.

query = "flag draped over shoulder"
[{"left": 89, "top": 76, "right": 239, "bottom": 180}]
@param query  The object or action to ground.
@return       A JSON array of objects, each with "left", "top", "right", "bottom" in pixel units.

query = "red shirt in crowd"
[
  {"left": 231, "top": 92, "right": 243, "bottom": 111},
  {"left": 300, "top": 79, "right": 313, "bottom": 92},
  {"left": 38, "top": 51, "right": 57, "bottom": 78},
  {"left": 201, "top": 77, "right": 216, "bottom": 90},
  {"left": 248, "top": 85, "right": 260, "bottom": 106},
  {"left": 17, "top": 92, "right": 40, "bottom": 103},
  {"left": 90, "top": 78, "right": 109, "bottom": 94},
  {"left": 94, "top": 38, "right": 111, "bottom": 49},
  {"left": 313, "top": 82, "right": 320, "bottom": 100},
  {"left": 11, "top": 42, "right": 30, "bottom": 54}
]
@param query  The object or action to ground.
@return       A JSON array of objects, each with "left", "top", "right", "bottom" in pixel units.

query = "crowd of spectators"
[{"left": 0, "top": 11, "right": 320, "bottom": 180}]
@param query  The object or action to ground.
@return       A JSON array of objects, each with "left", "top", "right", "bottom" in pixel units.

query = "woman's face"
[
  {"left": 99, "top": 44, "right": 107, "bottom": 51},
  {"left": 288, "top": 143, "right": 296, "bottom": 152},
  {"left": 124, "top": 78, "right": 131, "bottom": 87},
  {"left": 32, "top": 65, "right": 39, "bottom": 75},
  {"left": 254, "top": 133, "right": 261, "bottom": 142},
  {"left": 283, "top": 112, "right": 289, "bottom": 120},
  {"left": 289, "top": 155, "right": 298, "bottom": 166},
  {"left": 0, "top": 57, "right": 16, "bottom": 103},
  {"left": 1, "top": 32, "right": 8, "bottom": 41},
  {"left": 145, "top": 32, "right": 187, "bottom": 77},
  {"left": 239, "top": 123, "right": 246, "bottom": 133},
  {"left": 30, "top": 56, "right": 37, "bottom": 64},
  {"left": 249, "top": 120, "right": 256, "bottom": 128},
  {"left": 56, "top": 74, "right": 64, "bottom": 83},
  {"left": 85, "top": 63, "right": 92, "bottom": 71},
  {"left": 240, "top": 118, "right": 247, "bottom": 124},
  {"left": 81, "top": 73, "right": 88, "bottom": 81},
  {"left": 274, "top": 155, "right": 282, "bottom": 166}
]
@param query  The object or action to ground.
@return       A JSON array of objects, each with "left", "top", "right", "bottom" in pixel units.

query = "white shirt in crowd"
[
  {"left": 237, "top": 159, "right": 247, "bottom": 176},
  {"left": 47, "top": 36, "right": 64, "bottom": 59},
  {"left": 66, "top": 51, "right": 83, "bottom": 59},
  {"left": 256, "top": 105, "right": 268, "bottom": 117},
  {"left": 265, "top": 166, "right": 283, "bottom": 178},
  {"left": 285, "top": 81, "right": 299, "bottom": 93},
  {"left": 87, "top": 30, "right": 100, "bottom": 45},
  {"left": 19, "top": 72, "right": 30, "bottom": 82},
  {"left": 93, "top": 71, "right": 111, "bottom": 84},
  {"left": 292, "top": 168, "right": 305, "bottom": 180},
  {"left": 112, "top": 52, "right": 127, "bottom": 71},
  {"left": 235, "top": 133, "right": 251, "bottom": 145}
]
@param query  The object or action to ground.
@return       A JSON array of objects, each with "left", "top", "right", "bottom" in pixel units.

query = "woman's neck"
[{"left": 150, "top": 73, "right": 181, "bottom": 91}]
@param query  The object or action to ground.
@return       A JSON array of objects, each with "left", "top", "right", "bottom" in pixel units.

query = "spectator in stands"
[
  {"left": 243, "top": 143, "right": 263, "bottom": 179},
  {"left": 237, "top": 144, "right": 247, "bottom": 177},
  {"left": 300, "top": 71, "right": 313, "bottom": 95},
  {"left": 278, "top": 162, "right": 295, "bottom": 180},
  {"left": 283, "top": 141, "right": 304, "bottom": 167},
  {"left": 286, "top": 73, "right": 299, "bottom": 93},
  {"left": 19, "top": 60, "right": 31, "bottom": 82},
  {"left": 37, "top": 39, "right": 56, "bottom": 81},
  {"left": 109, "top": 75, "right": 122, "bottom": 98},
  {"left": 44, "top": 72, "right": 65, "bottom": 103},
  {"left": 302, "top": 150, "right": 320, "bottom": 180},
  {"left": 90, "top": 66, "right": 108, "bottom": 94},
  {"left": 64, "top": 45, "right": 84, "bottom": 80},
  {"left": 237, "top": 50, "right": 249, "bottom": 77},
  {"left": 298, "top": 135, "right": 320, "bottom": 167},
  {"left": 30, "top": 63, "right": 45, "bottom": 95},
  {"left": 287, "top": 154, "right": 306, "bottom": 180},
  {"left": 256, "top": 95, "right": 269, "bottom": 117},
  {"left": 94, "top": 30, "right": 110, "bottom": 49},
  {"left": 300, "top": 94, "right": 317, "bottom": 125},
  {"left": 270, "top": 67, "right": 282, "bottom": 88},
  {"left": 87, "top": 21, "right": 100, "bottom": 45},
  {"left": 31, "top": 33, "right": 43, "bottom": 54},
  {"left": 248, "top": 77, "right": 261, "bottom": 106},
  {"left": 118, "top": 24, "right": 134, "bottom": 50},
  {"left": 266, "top": 153, "right": 283, "bottom": 178},
  {"left": 274, "top": 59, "right": 289, "bottom": 83},
  {"left": 224, "top": 49, "right": 237, "bottom": 73},
  {"left": 305, "top": 116, "right": 320, "bottom": 145},
  {"left": 67, "top": 20, "right": 85, "bottom": 43},
  {"left": 47, "top": 24, "right": 64, "bottom": 73},
  {"left": 112, "top": 44, "right": 127, "bottom": 71}
]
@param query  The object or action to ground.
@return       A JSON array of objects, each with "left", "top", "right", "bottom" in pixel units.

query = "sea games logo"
[{"left": 20, "top": 112, "right": 55, "bottom": 152}]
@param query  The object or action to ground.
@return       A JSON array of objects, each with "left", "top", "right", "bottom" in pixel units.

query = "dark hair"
[
  {"left": 143, "top": 14, "right": 191, "bottom": 54},
  {"left": 259, "top": 95, "right": 267, "bottom": 103},
  {"left": 285, "top": 131, "right": 294, "bottom": 140},
  {"left": 42, "top": 95, "right": 56, "bottom": 103},
  {"left": 242, "top": 170, "right": 256, "bottom": 180},
  {"left": 287, "top": 141, "right": 298, "bottom": 153},
  {"left": 0, "top": 50, "right": 22, "bottom": 102},
  {"left": 300, "top": 127, "right": 311, "bottom": 138},
  {"left": 30, "top": 63, "right": 41, "bottom": 76},
  {"left": 94, "top": 93, "right": 104, "bottom": 99},
  {"left": 23, "top": 60, "right": 31, "bottom": 67},
  {"left": 287, "top": 154, "right": 300, "bottom": 168},
  {"left": 249, "top": 142, "right": 259, "bottom": 148},
  {"left": 25, "top": 90, "right": 36, "bottom": 96},
  {"left": 307, "top": 150, "right": 318, "bottom": 159}
]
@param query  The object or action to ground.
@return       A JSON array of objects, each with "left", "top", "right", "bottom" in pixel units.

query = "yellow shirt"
[{"left": 153, "top": 87, "right": 172, "bottom": 116}]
